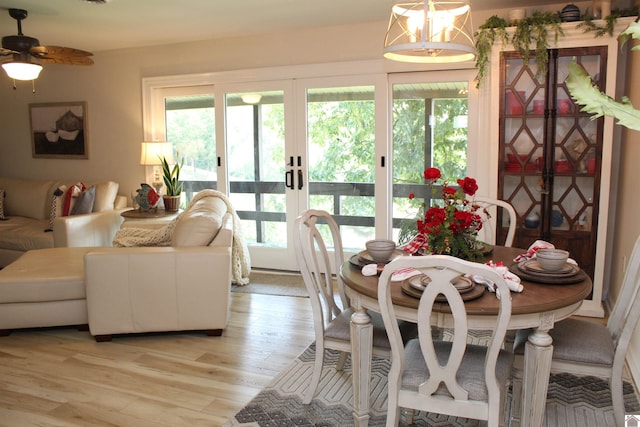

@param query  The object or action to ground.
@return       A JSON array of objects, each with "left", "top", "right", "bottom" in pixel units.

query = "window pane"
[
  {"left": 391, "top": 82, "right": 469, "bottom": 243},
  {"left": 307, "top": 85, "right": 376, "bottom": 251},
  {"left": 164, "top": 94, "right": 216, "bottom": 202},
  {"left": 226, "top": 90, "right": 286, "bottom": 247}
]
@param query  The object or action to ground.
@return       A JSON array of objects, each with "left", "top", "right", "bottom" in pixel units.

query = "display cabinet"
[
  {"left": 499, "top": 46, "right": 604, "bottom": 282},
  {"left": 484, "top": 18, "right": 634, "bottom": 317}
]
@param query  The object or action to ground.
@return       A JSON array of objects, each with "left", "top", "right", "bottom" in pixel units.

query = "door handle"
[
  {"left": 285, "top": 170, "right": 294, "bottom": 189},
  {"left": 297, "top": 169, "right": 303, "bottom": 190}
]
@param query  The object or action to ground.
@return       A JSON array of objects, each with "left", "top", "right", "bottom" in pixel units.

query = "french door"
[
  {"left": 220, "top": 76, "right": 382, "bottom": 270},
  {"left": 145, "top": 67, "right": 477, "bottom": 271}
]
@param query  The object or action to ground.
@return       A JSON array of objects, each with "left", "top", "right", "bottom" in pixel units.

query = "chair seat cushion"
[
  {"left": 549, "top": 318, "right": 614, "bottom": 365},
  {"left": 401, "top": 339, "right": 513, "bottom": 401},
  {"left": 325, "top": 308, "right": 417, "bottom": 349}
]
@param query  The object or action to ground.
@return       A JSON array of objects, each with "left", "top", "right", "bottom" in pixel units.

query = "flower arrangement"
[{"left": 402, "top": 167, "right": 485, "bottom": 260}]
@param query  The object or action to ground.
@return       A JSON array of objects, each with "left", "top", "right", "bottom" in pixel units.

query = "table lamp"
[{"left": 140, "top": 141, "right": 175, "bottom": 194}]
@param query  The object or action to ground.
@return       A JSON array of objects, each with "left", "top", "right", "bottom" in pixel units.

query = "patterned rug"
[{"left": 224, "top": 343, "right": 640, "bottom": 427}]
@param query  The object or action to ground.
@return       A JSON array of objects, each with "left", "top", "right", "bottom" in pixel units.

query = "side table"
[{"left": 120, "top": 208, "right": 181, "bottom": 229}]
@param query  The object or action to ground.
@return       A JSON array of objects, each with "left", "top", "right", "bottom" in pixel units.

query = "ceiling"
[{"left": 0, "top": 0, "right": 567, "bottom": 53}]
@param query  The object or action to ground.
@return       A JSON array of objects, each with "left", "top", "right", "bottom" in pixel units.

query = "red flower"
[
  {"left": 424, "top": 167, "right": 442, "bottom": 182},
  {"left": 442, "top": 186, "right": 457, "bottom": 197},
  {"left": 457, "top": 177, "right": 478, "bottom": 196},
  {"left": 403, "top": 167, "right": 484, "bottom": 259}
]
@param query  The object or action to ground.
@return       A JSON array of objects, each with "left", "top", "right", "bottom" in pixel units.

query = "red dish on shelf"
[
  {"left": 555, "top": 160, "right": 573, "bottom": 173},
  {"left": 507, "top": 153, "right": 528, "bottom": 163}
]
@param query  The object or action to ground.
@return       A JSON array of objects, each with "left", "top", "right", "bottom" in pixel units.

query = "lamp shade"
[
  {"left": 140, "top": 141, "right": 175, "bottom": 165},
  {"left": 383, "top": 0, "right": 476, "bottom": 63},
  {"left": 2, "top": 61, "right": 43, "bottom": 80}
]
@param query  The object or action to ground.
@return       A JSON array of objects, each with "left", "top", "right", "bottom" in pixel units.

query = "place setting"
[
  {"left": 509, "top": 241, "right": 587, "bottom": 284},
  {"left": 399, "top": 272, "right": 486, "bottom": 302},
  {"left": 349, "top": 239, "right": 406, "bottom": 275}
]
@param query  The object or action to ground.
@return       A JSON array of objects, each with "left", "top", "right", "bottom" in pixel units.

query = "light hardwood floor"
[{"left": 0, "top": 293, "right": 315, "bottom": 427}]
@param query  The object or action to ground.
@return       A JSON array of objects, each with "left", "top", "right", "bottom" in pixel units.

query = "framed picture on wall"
[{"left": 29, "top": 101, "right": 89, "bottom": 159}]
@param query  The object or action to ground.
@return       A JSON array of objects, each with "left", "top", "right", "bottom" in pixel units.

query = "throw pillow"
[
  {"left": 0, "top": 189, "right": 5, "bottom": 220},
  {"left": 62, "top": 182, "right": 86, "bottom": 216},
  {"left": 70, "top": 186, "right": 96, "bottom": 215},
  {"left": 45, "top": 187, "right": 65, "bottom": 231}
]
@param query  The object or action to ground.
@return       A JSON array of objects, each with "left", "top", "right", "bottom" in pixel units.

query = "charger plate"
[
  {"left": 400, "top": 275, "right": 485, "bottom": 302},
  {"left": 357, "top": 248, "right": 406, "bottom": 265},
  {"left": 520, "top": 259, "right": 576, "bottom": 275},
  {"left": 349, "top": 249, "right": 406, "bottom": 269},
  {"left": 510, "top": 262, "right": 587, "bottom": 285}
]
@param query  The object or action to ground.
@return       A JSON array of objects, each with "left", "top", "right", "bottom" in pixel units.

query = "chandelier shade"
[
  {"left": 1, "top": 61, "right": 43, "bottom": 80},
  {"left": 383, "top": 0, "right": 476, "bottom": 63}
]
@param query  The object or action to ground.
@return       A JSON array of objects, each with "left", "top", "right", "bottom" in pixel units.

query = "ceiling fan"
[{"left": 0, "top": 8, "right": 93, "bottom": 87}]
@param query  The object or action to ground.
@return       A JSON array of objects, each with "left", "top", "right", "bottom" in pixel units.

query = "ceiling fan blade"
[
  {"left": 36, "top": 55, "right": 94, "bottom": 66},
  {"left": 31, "top": 45, "right": 93, "bottom": 57},
  {"left": 30, "top": 46, "right": 94, "bottom": 65},
  {"left": 0, "top": 47, "right": 19, "bottom": 56}
]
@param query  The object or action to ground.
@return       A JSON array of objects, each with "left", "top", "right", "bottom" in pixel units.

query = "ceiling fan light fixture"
[
  {"left": 2, "top": 61, "right": 43, "bottom": 80},
  {"left": 383, "top": 0, "right": 476, "bottom": 64}
]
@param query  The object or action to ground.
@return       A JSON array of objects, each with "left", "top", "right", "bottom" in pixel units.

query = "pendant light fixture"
[{"left": 383, "top": 0, "right": 476, "bottom": 63}]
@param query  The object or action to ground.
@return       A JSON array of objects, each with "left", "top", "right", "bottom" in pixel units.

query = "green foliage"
[
  {"left": 578, "top": 7, "right": 639, "bottom": 37},
  {"left": 474, "top": 16, "right": 509, "bottom": 90},
  {"left": 566, "top": 21, "right": 640, "bottom": 131},
  {"left": 475, "top": 11, "right": 563, "bottom": 88},
  {"left": 166, "top": 107, "right": 216, "bottom": 179},
  {"left": 161, "top": 155, "right": 184, "bottom": 196}
]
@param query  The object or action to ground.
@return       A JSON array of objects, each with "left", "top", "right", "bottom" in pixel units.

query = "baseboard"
[{"left": 574, "top": 299, "right": 605, "bottom": 318}]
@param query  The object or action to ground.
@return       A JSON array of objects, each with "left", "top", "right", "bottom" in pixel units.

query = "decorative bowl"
[
  {"left": 365, "top": 239, "right": 396, "bottom": 263},
  {"left": 535, "top": 248, "right": 569, "bottom": 271}
]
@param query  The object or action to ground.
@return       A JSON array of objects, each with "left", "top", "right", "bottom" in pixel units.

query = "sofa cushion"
[
  {"left": 70, "top": 186, "right": 96, "bottom": 215},
  {"left": 0, "top": 217, "right": 54, "bottom": 252},
  {"left": 0, "top": 177, "right": 52, "bottom": 220},
  {"left": 91, "top": 181, "right": 119, "bottom": 212},
  {"left": 171, "top": 197, "right": 226, "bottom": 246},
  {"left": 0, "top": 247, "right": 92, "bottom": 304}
]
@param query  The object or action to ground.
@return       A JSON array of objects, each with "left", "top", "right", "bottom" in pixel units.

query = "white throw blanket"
[{"left": 113, "top": 189, "right": 251, "bottom": 285}]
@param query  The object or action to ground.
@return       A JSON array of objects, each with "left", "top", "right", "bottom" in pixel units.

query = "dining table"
[{"left": 339, "top": 245, "right": 593, "bottom": 427}]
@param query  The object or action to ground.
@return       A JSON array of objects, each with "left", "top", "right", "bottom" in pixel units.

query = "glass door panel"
[
  {"left": 305, "top": 85, "right": 376, "bottom": 252},
  {"left": 152, "top": 85, "right": 217, "bottom": 208},
  {"left": 391, "top": 80, "right": 470, "bottom": 243},
  {"left": 225, "top": 89, "right": 294, "bottom": 268}
]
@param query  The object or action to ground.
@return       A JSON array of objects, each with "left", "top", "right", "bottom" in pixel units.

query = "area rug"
[
  {"left": 223, "top": 343, "right": 640, "bottom": 427},
  {"left": 231, "top": 271, "right": 308, "bottom": 297}
]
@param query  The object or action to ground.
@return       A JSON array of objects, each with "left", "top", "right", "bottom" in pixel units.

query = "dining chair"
[
  {"left": 294, "top": 209, "right": 416, "bottom": 404},
  {"left": 378, "top": 255, "right": 514, "bottom": 426},
  {"left": 473, "top": 196, "right": 517, "bottom": 247},
  {"left": 513, "top": 233, "right": 640, "bottom": 426}
]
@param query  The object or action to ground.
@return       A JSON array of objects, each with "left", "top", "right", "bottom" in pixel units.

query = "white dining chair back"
[
  {"left": 294, "top": 209, "right": 404, "bottom": 404},
  {"left": 473, "top": 196, "right": 517, "bottom": 247},
  {"left": 378, "top": 255, "right": 513, "bottom": 426},
  {"left": 523, "top": 233, "right": 640, "bottom": 426}
]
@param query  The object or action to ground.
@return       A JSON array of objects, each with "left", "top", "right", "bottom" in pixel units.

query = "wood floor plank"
[{"left": 0, "top": 292, "right": 315, "bottom": 426}]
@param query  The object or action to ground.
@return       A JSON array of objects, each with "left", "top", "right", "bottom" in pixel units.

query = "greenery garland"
[
  {"left": 474, "top": 7, "right": 638, "bottom": 88},
  {"left": 475, "top": 11, "right": 563, "bottom": 88}
]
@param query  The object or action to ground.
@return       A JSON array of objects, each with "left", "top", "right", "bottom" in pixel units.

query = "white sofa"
[
  {"left": 0, "top": 177, "right": 127, "bottom": 267},
  {"left": 0, "top": 192, "right": 234, "bottom": 340},
  {"left": 85, "top": 195, "right": 233, "bottom": 341}
]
